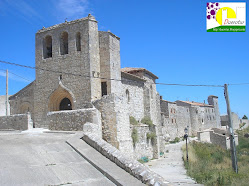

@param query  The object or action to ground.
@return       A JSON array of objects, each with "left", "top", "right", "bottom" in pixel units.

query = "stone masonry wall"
[
  {"left": 99, "top": 31, "right": 121, "bottom": 95},
  {"left": 0, "top": 113, "right": 31, "bottom": 130},
  {"left": 131, "top": 124, "right": 154, "bottom": 160},
  {"left": 121, "top": 77, "right": 144, "bottom": 121},
  {"left": 93, "top": 94, "right": 119, "bottom": 148},
  {"left": 47, "top": 108, "right": 101, "bottom": 137},
  {"left": 9, "top": 82, "right": 34, "bottom": 120},
  {"left": 34, "top": 16, "right": 100, "bottom": 128}
]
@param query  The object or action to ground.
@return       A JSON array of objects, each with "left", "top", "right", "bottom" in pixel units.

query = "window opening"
[
  {"left": 43, "top": 35, "right": 52, "bottom": 59},
  {"left": 60, "top": 32, "right": 68, "bottom": 55},
  {"left": 101, "top": 82, "right": 107, "bottom": 96}
]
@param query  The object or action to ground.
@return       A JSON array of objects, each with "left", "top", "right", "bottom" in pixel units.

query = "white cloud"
[
  {"left": 0, "top": 71, "right": 31, "bottom": 83},
  {"left": 56, "top": 0, "right": 89, "bottom": 20},
  {"left": 1, "top": 0, "right": 44, "bottom": 24}
]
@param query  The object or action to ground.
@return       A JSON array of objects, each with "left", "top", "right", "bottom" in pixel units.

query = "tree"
[{"left": 242, "top": 115, "right": 248, "bottom": 119}]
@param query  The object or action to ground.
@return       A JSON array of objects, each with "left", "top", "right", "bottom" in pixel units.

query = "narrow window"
[
  {"left": 175, "top": 119, "right": 176, "bottom": 123},
  {"left": 60, "top": 32, "right": 68, "bottom": 55},
  {"left": 172, "top": 119, "right": 174, "bottom": 123},
  {"left": 126, "top": 89, "right": 130, "bottom": 103},
  {"left": 76, "top": 32, "right": 81, "bottom": 51},
  {"left": 101, "top": 82, "right": 107, "bottom": 96},
  {"left": 43, "top": 35, "right": 52, "bottom": 59},
  {"left": 150, "top": 85, "right": 153, "bottom": 98}
]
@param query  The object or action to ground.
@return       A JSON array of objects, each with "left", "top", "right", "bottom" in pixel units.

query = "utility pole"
[
  {"left": 6, "top": 69, "right": 9, "bottom": 116},
  {"left": 224, "top": 84, "right": 238, "bottom": 173}
]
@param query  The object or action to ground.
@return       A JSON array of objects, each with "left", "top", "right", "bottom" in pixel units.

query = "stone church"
[{"left": 9, "top": 15, "right": 221, "bottom": 159}]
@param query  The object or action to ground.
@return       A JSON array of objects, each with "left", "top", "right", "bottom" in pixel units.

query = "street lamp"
[{"left": 184, "top": 127, "right": 188, "bottom": 162}]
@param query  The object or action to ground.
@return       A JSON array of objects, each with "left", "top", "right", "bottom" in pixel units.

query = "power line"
[
  {"left": 228, "top": 83, "right": 249, "bottom": 86},
  {"left": 9, "top": 71, "right": 32, "bottom": 82},
  {"left": 1, "top": 60, "right": 246, "bottom": 88},
  {"left": 155, "top": 82, "right": 223, "bottom": 87},
  {"left": 0, "top": 68, "right": 32, "bottom": 82}
]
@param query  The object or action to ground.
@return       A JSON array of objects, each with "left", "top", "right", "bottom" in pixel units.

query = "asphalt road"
[{"left": 0, "top": 131, "right": 115, "bottom": 186}]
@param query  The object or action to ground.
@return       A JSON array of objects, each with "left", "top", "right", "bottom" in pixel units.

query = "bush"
[
  {"left": 146, "top": 132, "right": 157, "bottom": 139},
  {"left": 131, "top": 128, "right": 138, "bottom": 146},
  {"left": 141, "top": 116, "right": 154, "bottom": 128},
  {"left": 169, "top": 137, "right": 180, "bottom": 144},
  {"left": 129, "top": 116, "right": 138, "bottom": 125}
]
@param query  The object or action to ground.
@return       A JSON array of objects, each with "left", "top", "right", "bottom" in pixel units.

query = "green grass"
[{"left": 182, "top": 126, "right": 249, "bottom": 186}]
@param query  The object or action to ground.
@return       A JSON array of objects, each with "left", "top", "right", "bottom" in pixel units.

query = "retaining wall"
[
  {"left": 47, "top": 108, "right": 101, "bottom": 137},
  {"left": 0, "top": 113, "right": 31, "bottom": 130},
  {"left": 82, "top": 132, "right": 167, "bottom": 185}
]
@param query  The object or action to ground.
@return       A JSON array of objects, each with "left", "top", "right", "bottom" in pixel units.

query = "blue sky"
[{"left": 0, "top": 0, "right": 248, "bottom": 118}]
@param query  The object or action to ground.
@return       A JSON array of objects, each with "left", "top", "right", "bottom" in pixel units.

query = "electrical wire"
[
  {"left": 0, "top": 68, "right": 32, "bottom": 82},
  {"left": 1, "top": 60, "right": 247, "bottom": 88}
]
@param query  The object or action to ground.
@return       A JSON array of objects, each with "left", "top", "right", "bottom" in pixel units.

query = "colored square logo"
[{"left": 206, "top": 2, "right": 246, "bottom": 32}]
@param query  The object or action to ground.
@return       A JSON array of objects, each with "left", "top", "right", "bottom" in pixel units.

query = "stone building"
[
  {"left": 8, "top": 15, "right": 221, "bottom": 159},
  {"left": 159, "top": 95, "right": 221, "bottom": 141}
]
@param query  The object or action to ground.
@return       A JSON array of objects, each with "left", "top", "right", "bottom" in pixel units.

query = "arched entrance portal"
[
  {"left": 59, "top": 98, "right": 72, "bottom": 110},
  {"left": 48, "top": 84, "right": 75, "bottom": 112}
]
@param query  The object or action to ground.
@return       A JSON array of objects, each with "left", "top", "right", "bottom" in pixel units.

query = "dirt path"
[{"left": 145, "top": 140, "right": 202, "bottom": 186}]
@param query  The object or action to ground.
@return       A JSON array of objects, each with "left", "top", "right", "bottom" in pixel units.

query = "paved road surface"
[
  {"left": 145, "top": 141, "right": 203, "bottom": 186},
  {"left": 0, "top": 131, "right": 115, "bottom": 186}
]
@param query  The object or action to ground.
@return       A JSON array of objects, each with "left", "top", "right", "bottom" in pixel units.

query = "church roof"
[{"left": 121, "top": 67, "right": 158, "bottom": 79}]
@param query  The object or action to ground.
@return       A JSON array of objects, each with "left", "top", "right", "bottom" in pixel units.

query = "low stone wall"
[
  {"left": 0, "top": 113, "right": 31, "bottom": 130},
  {"left": 210, "top": 131, "right": 227, "bottom": 149},
  {"left": 47, "top": 108, "right": 101, "bottom": 136},
  {"left": 198, "top": 129, "right": 238, "bottom": 149},
  {"left": 132, "top": 124, "right": 154, "bottom": 159},
  {"left": 82, "top": 132, "right": 167, "bottom": 185}
]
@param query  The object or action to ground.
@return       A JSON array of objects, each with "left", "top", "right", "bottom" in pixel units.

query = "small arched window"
[
  {"left": 76, "top": 32, "right": 81, "bottom": 51},
  {"left": 60, "top": 32, "right": 68, "bottom": 55},
  {"left": 126, "top": 89, "right": 130, "bottom": 103},
  {"left": 43, "top": 35, "right": 52, "bottom": 59}
]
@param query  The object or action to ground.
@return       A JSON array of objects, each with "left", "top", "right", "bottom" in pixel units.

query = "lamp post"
[{"left": 184, "top": 127, "right": 188, "bottom": 162}]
